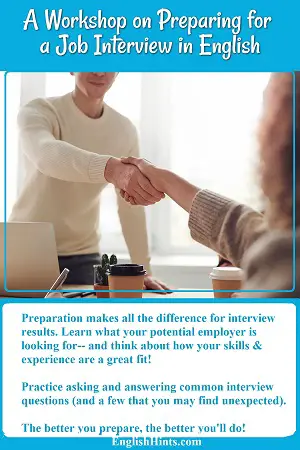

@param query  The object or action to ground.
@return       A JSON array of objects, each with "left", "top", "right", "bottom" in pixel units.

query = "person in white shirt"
[{"left": 10, "top": 72, "right": 169, "bottom": 291}]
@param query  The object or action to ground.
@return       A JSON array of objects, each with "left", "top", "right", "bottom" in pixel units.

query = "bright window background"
[
  {"left": 168, "top": 73, "right": 267, "bottom": 248},
  {"left": 5, "top": 72, "right": 270, "bottom": 257},
  {"left": 5, "top": 73, "right": 21, "bottom": 217}
]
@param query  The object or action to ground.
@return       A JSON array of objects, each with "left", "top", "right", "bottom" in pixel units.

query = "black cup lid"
[{"left": 107, "top": 264, "right": 146, "bottom": 276}]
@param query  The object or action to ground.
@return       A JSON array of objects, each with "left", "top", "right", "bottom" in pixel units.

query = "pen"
[
  {"left": 63, "top": 291, "right": 96, "bottom": 298},
  {"left": 45, "top": 269, "right": 70, "bottom": 298}
]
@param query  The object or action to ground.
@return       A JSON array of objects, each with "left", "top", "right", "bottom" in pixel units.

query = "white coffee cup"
[{"left": 210, "top": 267, "right": 244, "bottom": 298}]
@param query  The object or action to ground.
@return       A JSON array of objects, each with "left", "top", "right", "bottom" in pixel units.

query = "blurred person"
[{"left": 121, "top": 73, "right": 298, "bottom": 296}]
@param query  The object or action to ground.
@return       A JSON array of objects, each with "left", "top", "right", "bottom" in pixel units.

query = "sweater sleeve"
[
  {"left": 188, "top": 189, "right": 267, "bottom": 267},
  {"left": 17, "top": 101, "right": 110, "bottom": 183}
]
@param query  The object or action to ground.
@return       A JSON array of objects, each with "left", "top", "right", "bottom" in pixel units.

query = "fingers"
[
  {"left": 123, "top": 178, "right": 164, "bottom": 206},
  {"left": 121, "top": 156, "right": 140, "bottom": 166},
  {"left": 122, "top": 189, "right": 160, "bottom": 206},
  {"left": 151, "top": 281, "right": 167, "bottom": 294},
  {"left": 121, "top": 158, "right": 164, "bottom": 205},
  {"left": 138, "top": 175, "right": 165, "bottom": 201},
  {"left": 121, "top": 156, "right": 150, "bottom": 178},
  {"left": 131, "top": 190, "right": 153, "bottom": 206},
  {"left": 158, "top": 281, "right": 171, "bottom": 291},
  {"left": 120, "top": 190, "right": 138, "bottom": 205},
  {"left": 127, "top": 193, "right": 137, "bottom": 205},
  {"left": 144, "top": 276, "right": 172, "bottom": 294},
  {"left": 121, "top": 169, "right": 165, "bottom": 206},
  {"left": 150, "top": 279, "right": 171, "bottom": 293},
  {"left": 143, "top": 281, "right": 167, "bottom": 294},
  {"left": 135, "top": 183, "right": 161, "bottom": 204}
]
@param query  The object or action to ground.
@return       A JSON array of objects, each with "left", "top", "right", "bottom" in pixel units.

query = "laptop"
[{"left": 0, "top": 222, "right": 60, "bottom": 298}]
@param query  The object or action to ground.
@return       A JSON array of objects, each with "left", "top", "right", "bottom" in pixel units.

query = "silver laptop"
[{"left": 0, "top": 222, "right": 60, "bottom": 298}]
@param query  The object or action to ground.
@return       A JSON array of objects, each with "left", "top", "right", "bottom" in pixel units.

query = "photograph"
[{"left": 1, "top": 71, "right": 297, "bottom": 298}]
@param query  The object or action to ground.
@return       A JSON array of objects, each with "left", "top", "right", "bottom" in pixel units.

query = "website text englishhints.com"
[{"left": 112, "top": 437, "right": 202, "bottom": 447}]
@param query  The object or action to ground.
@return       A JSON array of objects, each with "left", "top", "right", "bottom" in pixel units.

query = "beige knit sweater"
[
  {"left": 188, "top": 190, "right": 297, "bottom": 297},
  {"left": 9, "top": 93, "right": 151, "bottom": 273}
]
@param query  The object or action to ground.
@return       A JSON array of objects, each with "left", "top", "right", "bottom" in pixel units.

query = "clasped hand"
[{"left": 105, "top": 156, "right": 163, "bottom": 206}]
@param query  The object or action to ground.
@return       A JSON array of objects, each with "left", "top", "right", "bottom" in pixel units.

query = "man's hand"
[
  {"left": 104, "top": 157, "right": 164, "bottom": 206},
  {"left": 144, "top": 275, "right": 171, "bottom": 294},
  {"left": 121, "top": 157, "right": 165, "bottom": 190},
  {"left": 119, "top": 157, "right": 166, "bottom": 206}
]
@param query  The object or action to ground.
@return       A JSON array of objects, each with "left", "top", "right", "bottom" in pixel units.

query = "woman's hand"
[{"left": 121, "top": 156, "right": 199, "bottom": 213}]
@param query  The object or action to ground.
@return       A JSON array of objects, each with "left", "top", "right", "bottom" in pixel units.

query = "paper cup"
[
  {"left": 108, "top": 264, "right": 146, "bottom": 298},
  {"left": 210, "top": 267, "right": 243, "bottom": 298}
]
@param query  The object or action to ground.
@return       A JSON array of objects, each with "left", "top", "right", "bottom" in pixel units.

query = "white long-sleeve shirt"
[{"left": 9, "top": 92, "right": 151, "bottom": 273}]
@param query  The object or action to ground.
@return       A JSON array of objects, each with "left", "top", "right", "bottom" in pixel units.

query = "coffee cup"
[
  {"left": 209, "top": 267, "right": 243, "bottom": 298},
  {"left": 108, "top": 264, "right": 146, "bottom": 298}
]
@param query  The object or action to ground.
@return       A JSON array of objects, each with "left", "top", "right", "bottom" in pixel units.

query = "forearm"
[
  {"left": 18, "top": 105, "right": 111, "bottom": 183},
  {"left": 120, "top": 158, "right": 267, "bottom": 268},
  {"left": 151, "top": 167, "right": 266, "bottom": 266},
  {"left": 157, "top": 169, "right": 200, "bottom": 213},
  {"left": 21, "top": 130, "right": 110, "bottom": 183}
]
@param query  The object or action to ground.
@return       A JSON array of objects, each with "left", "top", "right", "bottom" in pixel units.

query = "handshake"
[{"left": 105, "top": 156, "right": 165, "bottom": 206}]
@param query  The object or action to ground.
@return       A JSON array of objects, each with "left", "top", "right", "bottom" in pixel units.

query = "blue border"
[
  {"left": 0, "top": 297, "right": 299, "bottom": 449},
  {"left": 2, "top": 71, "right": 297, "bottom": 294}
]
